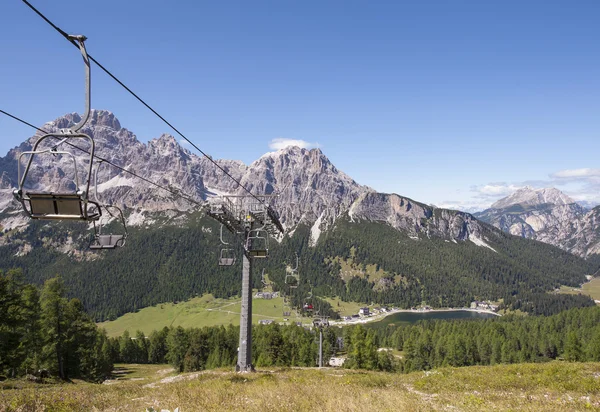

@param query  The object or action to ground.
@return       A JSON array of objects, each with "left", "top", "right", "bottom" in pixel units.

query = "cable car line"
[
  {"left": 21, "top": 0, "right": 266, "bottom": 207},
  {"left": 0, "top": 109, "right": 204, "bottom": 208}
]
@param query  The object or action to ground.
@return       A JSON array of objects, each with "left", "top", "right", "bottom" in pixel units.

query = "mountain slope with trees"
[{"left": 0, "top": 210, "right": 596, "bottom": 322}]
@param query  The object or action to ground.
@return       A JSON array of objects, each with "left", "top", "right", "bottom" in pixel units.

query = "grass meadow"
[{"left": 2, "top": 362, "right": 600, "bottom": 411}]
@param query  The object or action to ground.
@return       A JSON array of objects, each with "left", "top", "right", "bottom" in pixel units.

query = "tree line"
[
  {"left": 108, "top": 322, "right": 339, "bottom": 372},
  {"left": 5, "top": 268, "right": 600, "bottom": 382},
  {"left": 370, "top": 305, "right": 600, "bottom": 372}
]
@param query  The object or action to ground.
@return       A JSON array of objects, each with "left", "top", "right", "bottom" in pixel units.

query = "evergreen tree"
[
  {"left": 40, "top": 277, "right": 68, "bottom": 379},
  {"left": 166, "top": 326, "right": 189, "bottom": 372},
  {"left": 119, "top": 330, "right": 137, "bottom": 363},
  {"left": 148, "top": 327, "right": 169, "bottom": 364}
]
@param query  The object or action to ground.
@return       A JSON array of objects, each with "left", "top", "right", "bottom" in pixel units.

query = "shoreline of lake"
[{"left": 330, "top": 307, "right": 501, "bottom": 327}]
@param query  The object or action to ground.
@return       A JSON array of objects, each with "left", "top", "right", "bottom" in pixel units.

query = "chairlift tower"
[
  {"left": 313, "top": 313, "right": 330, "bottom": 368},
  {"left": 207, "top": 194, "right": 283, "bottom": 372}
]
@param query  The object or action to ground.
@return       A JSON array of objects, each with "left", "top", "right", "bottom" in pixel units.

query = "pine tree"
[
  {"left": 166, "top": 326, "right": 189, "bottom": 372},
  {"left": 40, "top": 277, "right": 68, "bottom": 379}
]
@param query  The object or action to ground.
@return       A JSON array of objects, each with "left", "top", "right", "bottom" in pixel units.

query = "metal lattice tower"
[
  {"left": 313, "top": 313, "right": 330, "bottom": 368},
  {"left": 207, "top": 195, "right": 283, "bottom": 372}
]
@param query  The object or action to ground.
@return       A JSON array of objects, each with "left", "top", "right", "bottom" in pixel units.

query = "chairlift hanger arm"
[{"left": 67, "top": 35, "right": 91, "bottom": 133}]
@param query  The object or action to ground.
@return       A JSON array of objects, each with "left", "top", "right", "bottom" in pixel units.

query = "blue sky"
[{"left": 1, "top": 0, "right": 599, "bottom": 211}]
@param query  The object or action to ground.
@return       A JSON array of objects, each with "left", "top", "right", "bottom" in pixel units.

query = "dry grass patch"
[{"left": 2, "top": 363, "right": 600, "bottom": 411}]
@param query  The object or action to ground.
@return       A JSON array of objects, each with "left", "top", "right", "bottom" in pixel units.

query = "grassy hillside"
[
  {"left": 560, "top": 277, "right": 600, "bottom": 301},
  {"left": 2, "top": 362, "right": 600, "bottom": 411},
  {"left": 98, "top": 294, "right": 293, "bottom": 337}
]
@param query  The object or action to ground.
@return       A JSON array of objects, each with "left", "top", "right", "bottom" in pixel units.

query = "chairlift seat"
[
  {"left": 219, "top": 257, "right": 235, "bottom": 266},
  {"left": 219, "top": 248, "right": 236, "bottom": 266},
  {"left": 24, "top": 192, "right": 100, "bottom": 221},
  {"left": 248, "top": 249, "right": 268, "bottom": 258},
  {"left": 90, "top": 234, "right": 125, "bottom": 250}
]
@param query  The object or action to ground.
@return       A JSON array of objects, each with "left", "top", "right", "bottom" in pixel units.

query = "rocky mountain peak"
[
  {"left": 87, "top": 110, "right": 121, "bottom": 130},
  {"left": 0, "top": 171, "right": 12, "bottom": 189},
  {"left": 491, "top": 186, "right": 575, "bottom": 209},
  {"left": 41, "top": 110, "right": 121, "bottom": 133}
]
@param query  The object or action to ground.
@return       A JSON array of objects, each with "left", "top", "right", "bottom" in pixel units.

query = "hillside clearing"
[
  {"left": 99, "top": 294, "right": 296, "bottom": 337},
  {"left": 559, "top": 277, "right": 600, "bottom": 301}
]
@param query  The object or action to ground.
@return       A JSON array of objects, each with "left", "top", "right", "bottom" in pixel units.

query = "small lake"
[{"left": 367, "top": 310, "right": 499, "bottom": 328}]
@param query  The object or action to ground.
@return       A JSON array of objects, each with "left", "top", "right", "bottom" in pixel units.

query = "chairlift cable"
[
  {"left": 21, "top": 0, "right": 266, "bottom": 207},
  {"left": 0, "top": 109, "right": 204, "bottom": 208}
]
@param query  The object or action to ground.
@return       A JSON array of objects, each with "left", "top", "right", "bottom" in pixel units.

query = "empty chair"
[
  {"left": 219, "top": 248, "right": 236, "bottom": 266},
  {"left": 90, "top": 205, "right": 128, "bottom": 250},
  {"left": 13, "top": 36, "right": 100, "bottom": 222},
  {"left": 90, "top": 234, "right": 125, "bottom": 250},
  {"left": 218, "top": 224, "right": 236, "bottom": 265},
  {"left": 246, "top": 228, "right": 268, "bottom": 258}
]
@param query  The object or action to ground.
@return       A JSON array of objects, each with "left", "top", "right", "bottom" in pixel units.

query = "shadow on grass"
[{"left": 111, "top": 367, "right": 134, "bottom": 380}]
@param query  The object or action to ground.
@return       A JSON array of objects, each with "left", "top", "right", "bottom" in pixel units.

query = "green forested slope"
[{"left": 0, "top": 213, "right": 596, "bottom": 321}]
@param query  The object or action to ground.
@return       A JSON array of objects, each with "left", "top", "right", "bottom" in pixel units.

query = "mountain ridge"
[
  {"left": 476, "top": 186, "right": 600, "bottom": 257},
  {"left": 0, "top": 110, "right": 490, "bottom": 247}
]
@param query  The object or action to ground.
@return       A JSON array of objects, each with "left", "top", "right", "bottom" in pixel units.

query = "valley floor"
[
  {"left": 98, "top": 294, "right": 501, "bottom": 337},
  {"left": 2, "top": 362, "right": 600, "bottom": 411}
]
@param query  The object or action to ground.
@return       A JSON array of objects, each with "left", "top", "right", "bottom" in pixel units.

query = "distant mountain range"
[{"left": 475, "top": 186, "right": 600, "bottom": 258}]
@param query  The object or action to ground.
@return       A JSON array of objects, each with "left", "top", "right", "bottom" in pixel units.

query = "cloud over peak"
[{"left": 268, "top": 138, "right": 320, "bottom": 151}]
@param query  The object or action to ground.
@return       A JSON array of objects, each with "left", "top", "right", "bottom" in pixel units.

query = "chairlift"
[
  {"left": 285, "top": 274, "right": 299, "bottom": 288},
  {"left": 89, "top": 162, "right": 127, "bottom": 250},
  {"left": 260, "top": 269, "right": 269, "bottom": 289},
  {"left": 246, "top": 228, "right": 268, "bottom": 258},
  {"left": 219, "top": 224, "right": 236, "bottom": 266},
  {"left": 90, "top": 205, "right": 127, "bottom": 250},
  {"left": 219, "top": 249, "right": 236, "bottom": 266},
  {"left": 313, "top": 317, "right": 329, "bottom": 329},
  {"left": 13, "top": 35, "right": 101, "bottom": 222}
]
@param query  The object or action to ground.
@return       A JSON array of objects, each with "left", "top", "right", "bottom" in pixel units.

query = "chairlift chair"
[
  {"left": 313, "top": 318, "right": 329, "bottom": 329},
  {"left": 90, "top": 205, "right": 127, "bottom": 250},
  {"left": 219, "top": 248, "right": 236, "bottom": 266},
  {"left": 13, "top": 35, "right": 101, "bottom": 222},
  {"left": 260, "top": 269, "right": 269, "bottom": 289},
  {"left": 218, "top": 224, "right": 236, "bottom": 266},
  {"left": 89, "top": 162, "right": 127, "bottom": 250},
  {"left": 285, "top": 274, "right": 299, "bottom": 289},
  {"left": 246, "top": 228, "right": 268, "bottom": 258}
]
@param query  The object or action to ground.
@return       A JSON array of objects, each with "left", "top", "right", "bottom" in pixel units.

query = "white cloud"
[
  {"left": 477, "top": 184, "right": 524, "bottom": 197},
  {"left": 268, "top": 138, "right": 320, "bottom": 150},
  {"left": 551, "top": 168, "right": 600, "bottom": 180},
  {"left": 179, "top": 139, "right": 191, "bottom": 147},
  {"left": 435, "top": 200, "right": 490, "bottom": 213}
]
